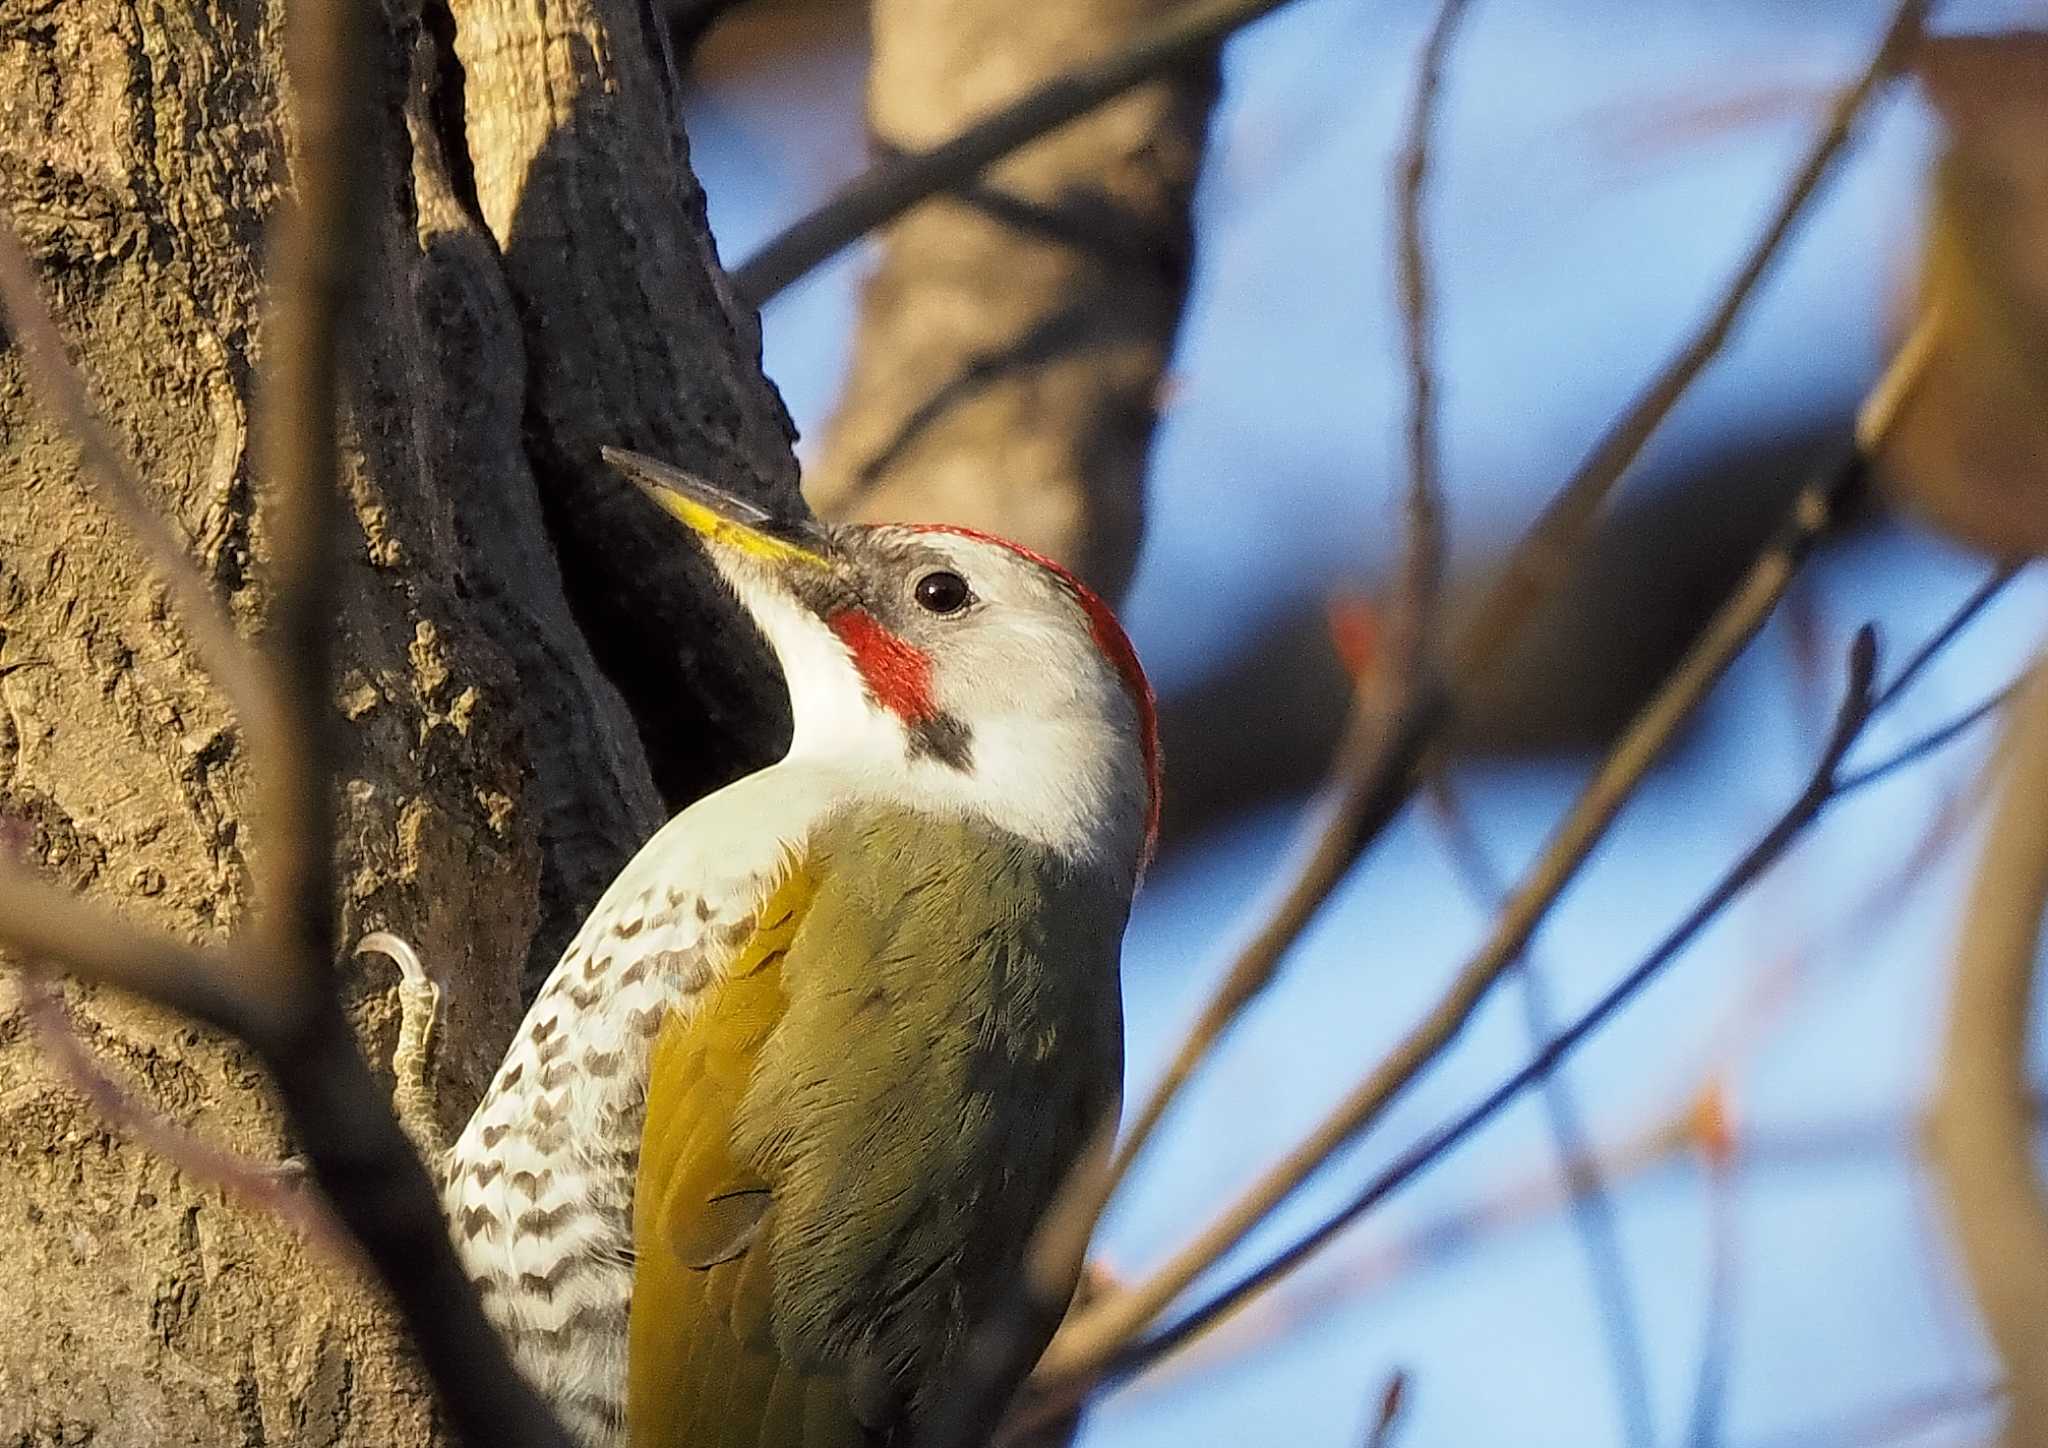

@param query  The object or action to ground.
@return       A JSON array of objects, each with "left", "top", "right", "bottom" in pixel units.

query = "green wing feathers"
[
  {"left": 629, "top": 812, "right": 1127, "bottom": 1446},
  {"left": 630, "top": 869, "right": 861, "bottom": 1448}
]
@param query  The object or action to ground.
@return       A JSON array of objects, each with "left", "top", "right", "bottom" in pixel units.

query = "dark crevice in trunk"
[
  {"left": 515, "top": 375, "right": 793, "bottom": 821},
  {"left": 421, "top": 0, "right": 486, "bottom": 228}
]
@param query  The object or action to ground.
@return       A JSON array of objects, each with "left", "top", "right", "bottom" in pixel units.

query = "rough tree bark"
[
  {"left": 804, "top": 0, "right": 1215, "bottom": 601},
  {"left": 0, "top": 0, "right": 792, "bottom": 1439}
]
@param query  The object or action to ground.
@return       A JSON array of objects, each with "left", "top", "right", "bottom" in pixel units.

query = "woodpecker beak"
[{"left": 602, "top": 446, "right": 832, "bottom": 573}]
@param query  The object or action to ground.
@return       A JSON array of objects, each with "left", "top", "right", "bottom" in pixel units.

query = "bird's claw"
[{"left": 356, "top": 931, "right": 446, "bottom": 1163}]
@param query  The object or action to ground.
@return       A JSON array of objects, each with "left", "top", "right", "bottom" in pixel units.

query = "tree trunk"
[
  {"left": 805, "top": 0, "right": 1214, "bottom": 601},
  {"left": 0, "top": 0, "right": 791, "bottom": 1439}
]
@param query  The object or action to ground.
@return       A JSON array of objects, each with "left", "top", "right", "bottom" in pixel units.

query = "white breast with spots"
[{"left": 444, "top": 760, "right": 848, "bottom": 1448}]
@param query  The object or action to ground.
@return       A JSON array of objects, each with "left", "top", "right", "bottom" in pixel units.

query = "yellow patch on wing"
[{"left": 628, "top": 866, "right": 867, "bottom": 1448}]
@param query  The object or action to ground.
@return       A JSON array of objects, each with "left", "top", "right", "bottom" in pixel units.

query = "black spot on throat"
[{"left": 908, "top": 712, "right": 974, "bottom": 772}]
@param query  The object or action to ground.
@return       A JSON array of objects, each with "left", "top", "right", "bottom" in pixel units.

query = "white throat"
[{"left": 737, "top": 577, "right": 1144, "bottom": 882}]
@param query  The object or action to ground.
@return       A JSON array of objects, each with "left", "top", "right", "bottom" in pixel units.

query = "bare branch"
[
  {"left": 1392, "top": 0, "right": 1475, "bottom": 665},
  {"left": 19, "top": 975, "right": 347, "bottom": 1254},
  {"left": 248, "top": 0, "right": 364, "bottom": 983},
  {"left": 1425, "top": 777, "right": 1655, "bottom": 1448},
  {"left": 1104, "top": 628, "right": 1883, "bottom": 1385},
  {"left": 1928, "top": 654, "right": 2048, "bottom": 1448},
  {"left": 1039, "top": 454, "right": 1873, "bottom": 1387},
  {"left": 1452, "top": 0, "right": 1927, "bottom": 674},
  {"left": 1362, "top": 1369, "right": 1411, "bottom": 1448},
  {"left": 731, "top": 0, "right": 1305, "bottom": 305},
  {"left": 0, "top": 872, "right": 255, "bottom": 1036},
  {"left": 1089, "top": 0, "right": 1923, "bottom": 1231}
]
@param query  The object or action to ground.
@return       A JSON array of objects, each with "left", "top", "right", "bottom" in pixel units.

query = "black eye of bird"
[{"left": 914, "top": 569, "right": 972, "bottom": 615}]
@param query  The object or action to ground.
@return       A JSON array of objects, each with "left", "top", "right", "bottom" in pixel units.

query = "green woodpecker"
[{"left": 443, "top": 449, "right": 1158, "bottom": 1448}]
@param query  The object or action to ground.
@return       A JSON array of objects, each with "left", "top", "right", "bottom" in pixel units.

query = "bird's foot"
[{"left": 356, "top": 931, "right": 446, "bottom": 1163}]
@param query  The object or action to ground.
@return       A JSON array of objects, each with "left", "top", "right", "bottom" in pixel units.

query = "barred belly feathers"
[{"left": 444, "top": 450, "right": 1158, "bottom": 1448}]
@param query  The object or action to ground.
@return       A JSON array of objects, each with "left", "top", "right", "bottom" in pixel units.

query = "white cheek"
[
  {"left": 727, "top": 553, "right": 1146, "bottom": 872},
  {"left": 922, "top": 637, "right": 1147, "bottom": 872}
]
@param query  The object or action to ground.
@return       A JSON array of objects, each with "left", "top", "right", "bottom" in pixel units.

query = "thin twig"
[
  {"left": 1424, "top": 778, "right": 1656, "bottom": 1448},
  {"left": 0, "top": 228, "right": 279, "bottom": 745},
  {"left": 1085, "top": 0, "right": 1922, "bottom": 1237},
  {"left": 1038, "top": 453, "right": 1872, "bottom": 1387},
  {"left": 19, "top": 975, "right": 345, "bottom": 1253},
  {"left": 1390, "top": 0, "right": 1473, "bottom": 669},
  {"left": 1451, "top": 0, "right": 1927, "bottom": 674},
  {"left": 731, "top": 0, "right": 1307, "bottom": 304},
  {"left": 1926, "top": 654, "right": 2048, "bottom": 1447},
  {"left": 1834, "top": 679, "right": 2018, "bottom": 793},
  {"left": 1108, "top": 629, "right": 1881, "bottom": 1383},
  {"left": 1686, "top": 1122, "right": 1739, "bottom": 1448},
  {"left": 1362, "top": 1369, "right": 1410, "bottom": 1448},
  {"left": 1868, "top": 564, "right": 2019, "bottom": 712}
]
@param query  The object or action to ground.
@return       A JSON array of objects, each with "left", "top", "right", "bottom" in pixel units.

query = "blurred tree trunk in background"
[
  {"left": 0, "top": 0, "right": 793, "bottom": 1437},
  {"left": 805, "top": 0, "right": 1215, "bottom": 601}
]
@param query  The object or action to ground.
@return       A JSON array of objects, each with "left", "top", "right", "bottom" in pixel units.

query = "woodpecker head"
[{"left": 606, "top": 448, "right": 1161, "bottom": 882}]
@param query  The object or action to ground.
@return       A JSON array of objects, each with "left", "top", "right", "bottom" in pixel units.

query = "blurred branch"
[
  {"left": 731, "top": 0, "right": 1302, "bottom": 305},
  {"left": 0, "top": 2, "right": 572, "bottom": 1442},
  {"left": 1019, "top": 0, "right": 1489, "bottom": 1310},
  {"left": 1151, "top": 751, "right": 1997, "bottom": 1379},
  {"left": 1115, "top": 756, "right": 2013, "bottom": 1387},
  {"left": 1928, "top": 653, "right": 2048, "bottom": 1448},
  {"left": 0, "top": 232, "right": 279, "bottom": 748},
  {"left": 251, "top": 0, "right": 360, "bottom": 986},
  {"left": 1686, "top": 1101, "right": 1740, "bottom": 1448},
  {"left": 1172, "top": 1091, "right": 2043, "bottom": 1387},
  {"left": 805, "top": 0, "right": 1211, "bottom": 598},
  {"left": 0, "top": 872, "right": 256, "bottom": 1032},
  {"left": 1154, "top": 428, "right": 1845, "bottom": 845},
  {"left": 1362, "top": 1370, "right": 1411, "bottom": 1448},
  {"left": 19, "top": 976, "right": 345, "bottom": 1254},
  {"left": 1118, "top": 540, "right": 2022, "bottom": 1379},
  {"left": 1104, "top": 627, "right": 1884, "bottom": 1386},
  {"left": 1425, "top": 779, "right": 1656, "bottom": 1448},
  {"left": 1039, "top": 448, "right": 1875, "bottom": 1389},
  {"left": 1391, "top": 0, "right": 1472, "bottom": 667},
  {"left": 1091, "top": 0, "right": 1924, "bottom": 1226},
  {"left": 1453, "top": 0, "right": 1925, "bottom": 674}
]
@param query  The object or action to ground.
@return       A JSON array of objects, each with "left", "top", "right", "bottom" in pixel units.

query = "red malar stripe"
[{"left": 828, "top": 609, "right": 939, "bottom": 724}]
